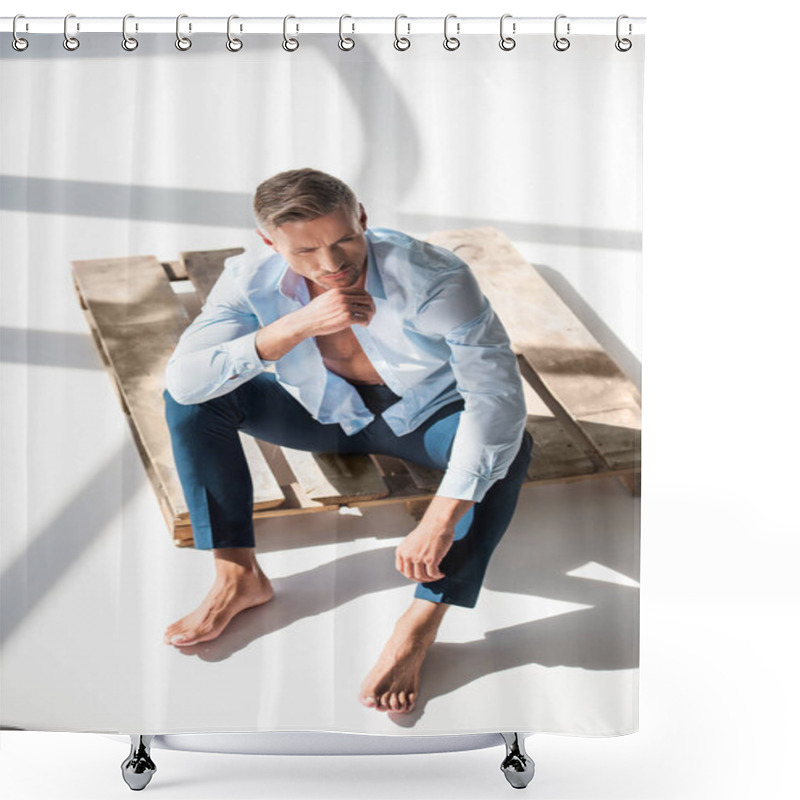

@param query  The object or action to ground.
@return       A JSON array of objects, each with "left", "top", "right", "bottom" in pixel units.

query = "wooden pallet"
[{"left": 72, "top": 228, "right": 640, "bottom": 546}]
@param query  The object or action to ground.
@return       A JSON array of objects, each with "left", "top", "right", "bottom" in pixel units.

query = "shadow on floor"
[{"left": 169, "top": 478, "right": 639, "bottom": 727}]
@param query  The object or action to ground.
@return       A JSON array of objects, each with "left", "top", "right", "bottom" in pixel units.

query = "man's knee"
[
  {"left": 509, "top": 429, "right": 534, "bottom": 478},
  {"left": 164, "top": 387, "right": 199, "bottom": 435},
  {"left": 520, "top": 429, "right": 534, "bottom": 460},
  {"left": 163, "top": 387, "right": 236, "bottom": 436}
]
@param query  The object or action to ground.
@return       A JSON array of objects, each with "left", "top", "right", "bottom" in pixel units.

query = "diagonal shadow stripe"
[
  {"left": 399, "top": 212, "right": 642, "bottom": 251},
  {"left": 0, "top": 175, "right": 253, "bottom": 228},
  {"left": 2, "top": 33, "right": 641, "bottom": 251},
  {"left": 0, "top": 174, "right": 641, "bottom": 250},
  {"left": 392, "top": 591, "right": 639, "bottom": 726},
  {"left": 0, "top": 443, "right": 144, "bottom": 646},
  {"left": 0, "top": 327, "right": 101, "bottom": 371}
]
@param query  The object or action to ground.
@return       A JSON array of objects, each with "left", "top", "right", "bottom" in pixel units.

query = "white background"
[{"left": 1, "top": 1, "right": 798, "bottom": 799}]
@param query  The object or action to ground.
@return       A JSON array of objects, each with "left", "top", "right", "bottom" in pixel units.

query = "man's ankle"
[
  {"left": 399, "top": 599, "right": 449, "bottom": 634},
  {"left": 212, "top": 547, "right": 259, "bottom": 572},
  {"left": 405, "top": 598, "right": 449, "bottom": 619}
]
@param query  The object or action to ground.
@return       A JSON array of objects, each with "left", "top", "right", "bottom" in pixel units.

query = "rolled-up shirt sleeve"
[
  {"left": 165, "top": 267, "right": 273, "bottom": 405},
  {"left": 414, "top": 263, "right": 528, "bottom": 503}
]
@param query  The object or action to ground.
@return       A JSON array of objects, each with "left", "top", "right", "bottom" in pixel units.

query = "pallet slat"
[
  {"left": 73, "top": 256, "right": 194, "bottom": 522},
  {"left": 72, "top": 255, "right": 286, "bottom": 527},
  {"left": 181, "top": 248, "right": 244, "bottom": 300},
  {"left": 281, "top": 449, "right": 391, "bottom": 505},
  {"left": 76, "top": 234, "right": 640, "bottom": 547},
  {"left": 427, "top": 228, "right": 641, "bottom": 474}
]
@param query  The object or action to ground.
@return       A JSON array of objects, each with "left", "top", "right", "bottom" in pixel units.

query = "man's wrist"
[
  {"left": 422, "top": 495, "right": 475, "bottom": 531},
  {"left": 255, "top": 312, "right": 310, "bottom": 360},
  {"left": 283, "top": 306, "right": 313, "bottom": 341}
]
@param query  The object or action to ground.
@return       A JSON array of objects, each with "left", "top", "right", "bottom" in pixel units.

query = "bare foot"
[
  {"left": 359, "top": 599, "right": 449, "bottom": 714},
  {"left": 164, "top": 554, "right": 274, "bottom": 647}
]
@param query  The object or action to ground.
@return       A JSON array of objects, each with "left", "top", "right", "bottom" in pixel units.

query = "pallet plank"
[
  {"left": 281, "top": 449, "right": 390, "bottom": 505},
  {"left": 524, "top": 416, "right": 596, "bottom": 481},
  {"left": 73, "top": 256, "right": 194, "bottom": 520},
  {"left": 161, "top": 260, "right": 187, "bottom": 281},
  {"left": 427, "top": 228, "right": 641, "bottom": 473},
  {"left": 72, "top": 255, "right": 286, "bottom": 523},
  {"left": 78, "top": 234, "right": 640, "bottom": 546},
  {"left": 181, "top": 248, "right": 244, "bottom": 301}
]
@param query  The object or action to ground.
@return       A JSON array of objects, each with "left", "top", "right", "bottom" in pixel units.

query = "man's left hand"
[{"left": 395, "top": 522, "right": 455, "bottom": 583}]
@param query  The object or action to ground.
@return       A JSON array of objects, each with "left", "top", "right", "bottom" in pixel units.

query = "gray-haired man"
[{"left": 163, "top": 168, "right": 532, "bottom": 713}]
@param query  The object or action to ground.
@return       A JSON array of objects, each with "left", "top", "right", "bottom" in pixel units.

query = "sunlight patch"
[{"left": 566, "top": 561, "right": 639, "bottom": 587}]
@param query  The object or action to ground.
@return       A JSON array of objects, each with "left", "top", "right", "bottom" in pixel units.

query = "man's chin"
[{"left": 322, "top": 271, "right": 358, "bottom": 288}]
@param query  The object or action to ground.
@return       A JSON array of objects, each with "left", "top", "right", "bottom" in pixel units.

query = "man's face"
[{"left": 259, "top": 203, "right": 369, "bottom": 292}]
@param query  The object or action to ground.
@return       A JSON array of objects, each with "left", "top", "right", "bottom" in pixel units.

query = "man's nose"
[{"left": 321, "top": 246, "right": 345, "bottom": 271}]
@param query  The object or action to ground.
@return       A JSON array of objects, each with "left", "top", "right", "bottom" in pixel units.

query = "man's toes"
[
  {"left": 166, "top": 630, "right": 191, "bottom": 646},
  {"left": 360, "top": 694, "right": 377, "bottom": 708},
  {"left": 388, "top": 693, "right": 402, "bottom": 712},
  {"left": 378, "top": 691, "right": 392, "bottom": 712},
  {"left": 389, "top": 691, "right": 415, "bottom": 713},
  {"left": 164, "top": 623, "right": 198, "bottom": 646}
]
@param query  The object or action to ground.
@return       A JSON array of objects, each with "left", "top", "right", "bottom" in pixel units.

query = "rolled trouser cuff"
[{"left": 414, "top": 577, "right": 480, "bottom": 609}]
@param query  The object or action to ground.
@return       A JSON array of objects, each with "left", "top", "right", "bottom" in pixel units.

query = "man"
[{"left": 162, "top": 168, "right": 532, "bottom": 714}]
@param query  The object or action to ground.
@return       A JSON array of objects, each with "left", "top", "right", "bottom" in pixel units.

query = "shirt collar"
[
  {"left": 364, "top": 230, "right": 386, "bottom": 300},
  {"left": 278, "top": 261, "right": 308, "bottom": 303},
  {"left": 276, "top": 228, "right": 386, "bottom": 303}
]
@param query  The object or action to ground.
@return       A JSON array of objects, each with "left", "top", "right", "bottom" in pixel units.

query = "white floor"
[
  {"left": 0, "top": 356, "right": 640, "bottom": 734},
  {"left": 0, "top": 197, "right": 639, "bottom": 737}
]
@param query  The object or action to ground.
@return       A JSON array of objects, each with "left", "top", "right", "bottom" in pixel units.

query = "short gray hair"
[{"left": 253, "top": 168, "right": 359, "bottom": 232}]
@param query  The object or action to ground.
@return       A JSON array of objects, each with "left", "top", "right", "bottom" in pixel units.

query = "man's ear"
[
  {"left": 256, "top": 228, "right": 275, "bottom": 249},
  {"left": 358, "top": 203, "right": 368, "bottom": 231}
]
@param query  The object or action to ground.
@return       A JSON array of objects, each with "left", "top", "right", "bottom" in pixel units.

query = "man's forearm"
[
  {"left": 422, "top": 495, "right": 475, "bottom": 532},
  {"left": 254, "top": 312, "right": 309, "bottom": 361}
]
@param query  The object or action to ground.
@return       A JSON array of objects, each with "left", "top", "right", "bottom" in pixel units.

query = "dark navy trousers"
[{"left": 163, "top": 374, "right": 532, "bottom": 608}]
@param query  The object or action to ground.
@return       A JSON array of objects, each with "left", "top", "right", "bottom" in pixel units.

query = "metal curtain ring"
[
  {"left": 12, "top": 15, "right": 29, "bottom": 51},
  {"left": 499, "top": 13, "right": 516, "bottom": 51},
  {"left": 553, "top": 14, "right": 570, "bottom": 51},
  {"left": 226, "top": 15, "right": 243, "bottom": 51},
  {"left": 122, "top": 14, "right": 138, "bottom": 51},
  {"left": 615, "top": 14, "right": 632, "bottom": 51},
  {"left": 338, "top": 14, "right": 355, "bottom": 51},
  {"left": 394, "top": 14, "right": 410, "bottom": 51},
  {"left": 443, "top": 14, "right": 460, "bottom": 51},
  {"left": 175, "top": 14, "right": 192, "bottom": 50},
  {"left": 63, "top": 13, "right": 80, "bottom": 51},
  {"left": 283, "top": 15, "right": 299, "bottom": 51}
]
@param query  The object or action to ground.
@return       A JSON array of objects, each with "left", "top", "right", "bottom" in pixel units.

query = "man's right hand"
[
  {"left": 255, "top": 288, "right": 376, "bottom": 361},
  {"left": 295, "top": 288, "right": 376, "bottom": 337}
]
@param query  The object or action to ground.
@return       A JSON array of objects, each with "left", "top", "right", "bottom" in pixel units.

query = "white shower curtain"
[{"left": 1, "top": 23, "right": 642, "bottom": 737}]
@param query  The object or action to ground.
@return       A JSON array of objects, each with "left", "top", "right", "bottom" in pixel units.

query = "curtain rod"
[{"left": 1, "top": 16, "right": 646, "bottom": 36}]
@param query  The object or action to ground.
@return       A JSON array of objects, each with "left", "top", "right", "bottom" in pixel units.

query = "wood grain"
[
  {"left": 427, "top": 227, "right": 641, "bottom": 475},
  {"left": 72, "top": 255, "right": 285, "bottom": 525},
  {"left": 181, "top": 248, "right": 243, "bottom": 301}
]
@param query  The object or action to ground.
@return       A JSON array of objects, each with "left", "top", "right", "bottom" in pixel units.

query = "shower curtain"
[{"left": 0, "top": 21, "right": 643, "bottom": 738}]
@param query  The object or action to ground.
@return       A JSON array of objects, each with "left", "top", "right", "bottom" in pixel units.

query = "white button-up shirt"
[{"left": 165, "top": 228, "right": 527, "bottom": 502}]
